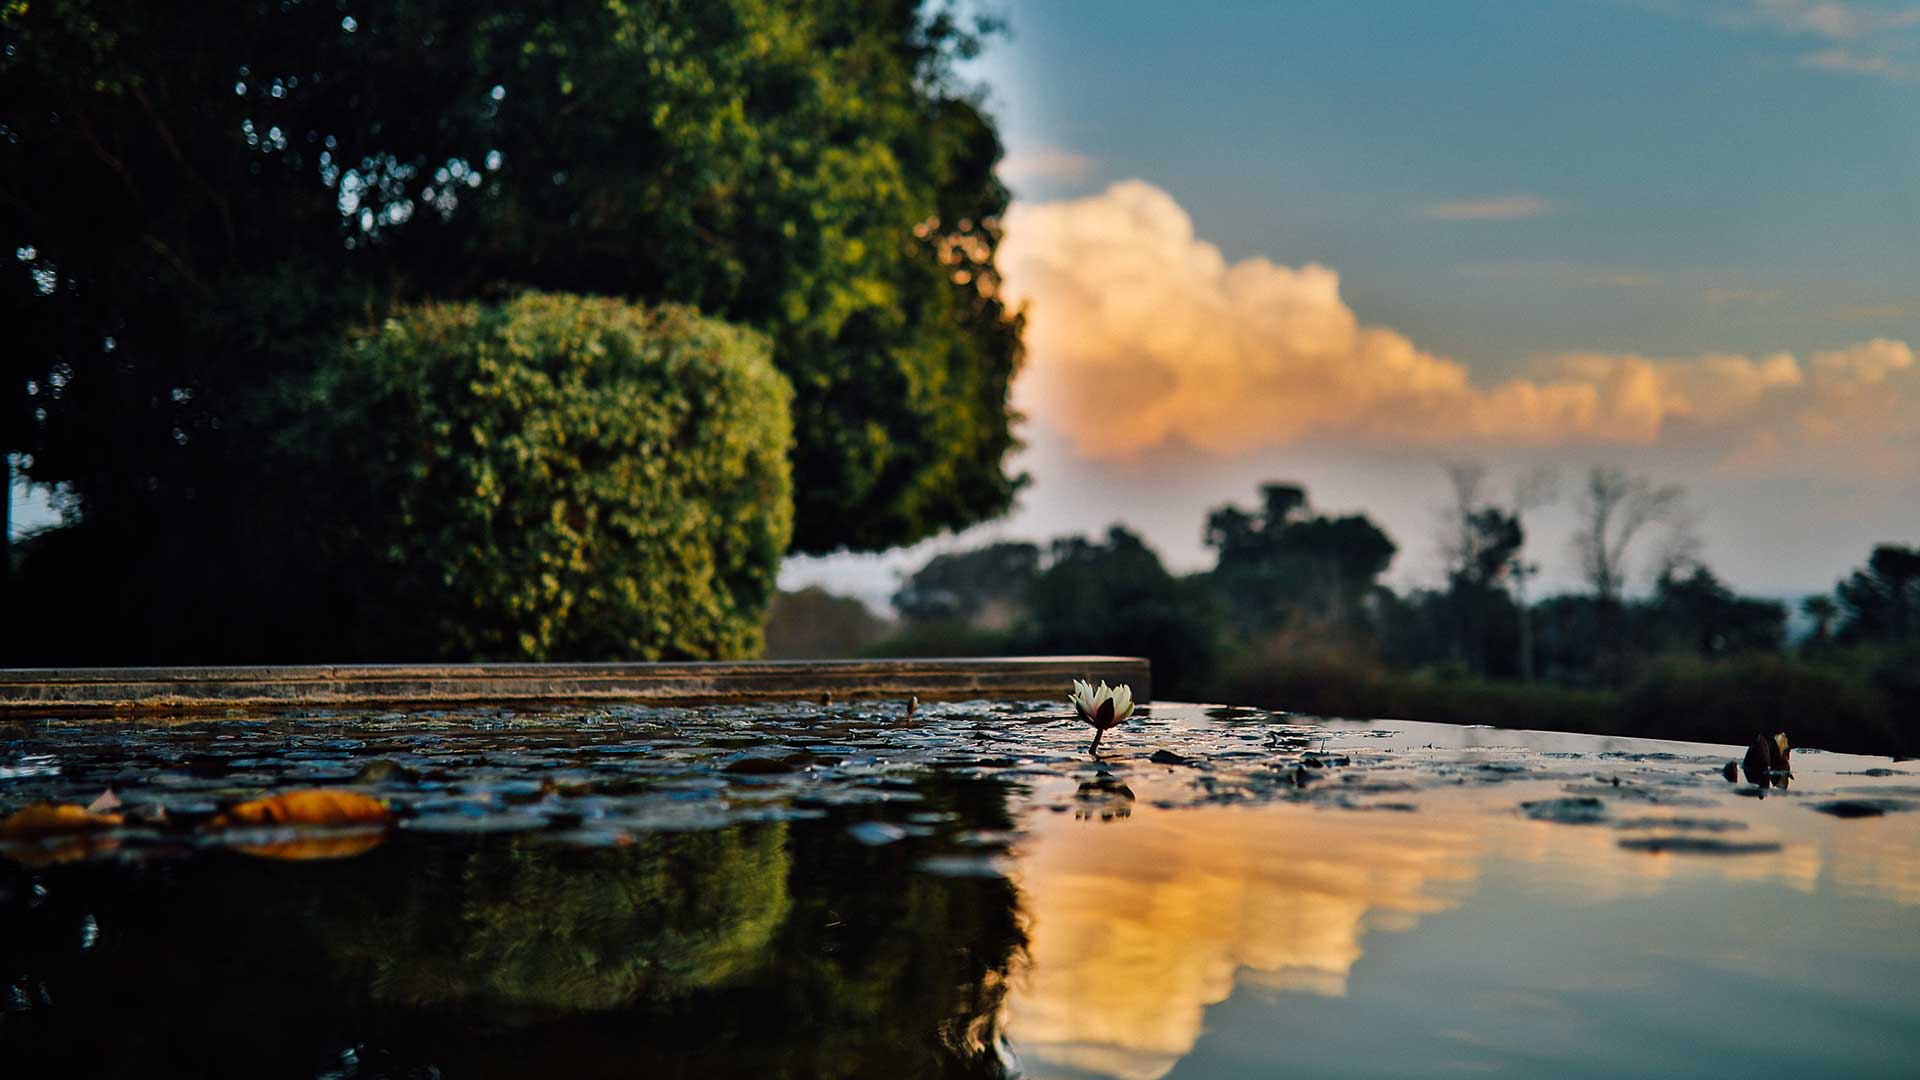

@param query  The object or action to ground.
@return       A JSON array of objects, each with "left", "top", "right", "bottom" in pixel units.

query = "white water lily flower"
[{"left": 1069, "top": 679, "right": 1135, "bottom": 753}]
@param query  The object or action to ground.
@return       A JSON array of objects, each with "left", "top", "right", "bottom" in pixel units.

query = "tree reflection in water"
[{"left": 0, "top": 777, "right": 1025, "bottom": 1079}]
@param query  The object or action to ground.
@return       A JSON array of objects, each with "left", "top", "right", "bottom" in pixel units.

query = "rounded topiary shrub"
[{"left": 301, "top": 293, "right": 793, "bottom": 661}]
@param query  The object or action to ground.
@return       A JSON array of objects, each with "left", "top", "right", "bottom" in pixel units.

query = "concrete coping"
[{"left": 0, "top": 656, "right": 1151, "bottom": 716}]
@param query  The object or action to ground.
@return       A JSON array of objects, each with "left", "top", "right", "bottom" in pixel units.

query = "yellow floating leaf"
[
  {"left": 0, "top": 803, "right": 125, "bottom": 836},
  {"left": 213, "top": 789, "right": 393, "bottom": 828}
]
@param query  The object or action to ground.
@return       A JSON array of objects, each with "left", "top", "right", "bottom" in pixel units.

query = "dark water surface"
[{"left": 1, "top": 701, "right": 1916, "bottom": 1078}]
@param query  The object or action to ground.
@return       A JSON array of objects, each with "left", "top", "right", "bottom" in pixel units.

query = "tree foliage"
[
  {"left": 302, "top": 294, "right": 795, "bottom": 660},
  {"left": 763, "top": 586, "right": 893, "bottom": 659},
  {"left": 891, "top": 540, "right": 1040, "bottom": 627},
  {"left": 1, "top": 0, "right": 1021, "bottom": 574},
  {"left": 1020, "top": 527, "right": 1219, "bottom": 699},
  {"left": 1569, "top": 466, "right": 1688, "bottom": 603},
  {"left": 1203, "top": 483, "right": 1397, "bottom": 640},
  {"left": 865, "top": 481, "right": 1915, "bottom": 753},
  {"left": 8, "top": 294, "right": 794, "bottom": 662},
  {"left": 1836, "top": 543, "right": 1920, "bottom": 644},
  {"left": 1641, "top": 565, "right": 1785, "bottom": 657}
]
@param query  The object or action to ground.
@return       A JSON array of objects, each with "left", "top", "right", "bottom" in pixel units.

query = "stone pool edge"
[{"left": 0, "top": 657, "right": 1151, "bottom": 716}]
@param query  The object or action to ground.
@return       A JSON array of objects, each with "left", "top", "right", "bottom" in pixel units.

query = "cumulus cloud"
[
  {"left": 1419, "top": 194, "right": 1551, "bottom": 220},
  {"left": 997, "top": 180, "right": 1919, "bottom": 469}
]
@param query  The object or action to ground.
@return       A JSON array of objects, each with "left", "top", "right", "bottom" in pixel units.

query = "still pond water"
[{"left": 2, "top": 701, "right": 1917, "bottom": 1078}]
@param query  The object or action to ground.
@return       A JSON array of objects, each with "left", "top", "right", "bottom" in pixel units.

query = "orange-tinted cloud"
[
  {"left": 1420, "top": 193, "right": 1552, "bottom": 220},
  {"left": 1003, "top": 804, "right": 1482, "bottom": 1080},
  {"left": 997, "top": 144, "right": 1099, "bottom": 182},
  {"left": 1742, "top": 0, "right": 1920, "bottom": 41},
  {"left": 997, "top": 180, "right": 1919, "bottom": 470}
]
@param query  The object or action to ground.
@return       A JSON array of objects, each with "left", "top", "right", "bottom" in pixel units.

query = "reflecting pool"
[{"left": 1, "top": 702, "right": 1916, "bottom": 1077}]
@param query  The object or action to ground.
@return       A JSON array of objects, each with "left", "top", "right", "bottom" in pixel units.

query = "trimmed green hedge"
[{"left": 300, "top": 293, "right": 792, "bottom": 660}]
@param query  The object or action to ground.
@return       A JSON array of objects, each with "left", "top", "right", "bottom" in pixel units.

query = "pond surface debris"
[{"left": 1, "top": 701, "right": 1917, "bottom": 1079}]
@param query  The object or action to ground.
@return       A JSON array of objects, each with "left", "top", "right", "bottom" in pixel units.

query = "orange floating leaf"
[
  {"left": 213, "top": 789, "right": 393, "bottom": 828},
  {"left": 0, "top": 803, "right": 125, "bottom": 836},
  {"left": 233, "top": 829, "right": 389, "bottom": 862}
]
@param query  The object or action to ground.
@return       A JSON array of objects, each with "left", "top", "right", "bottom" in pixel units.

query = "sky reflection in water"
[
  {"left": 1003, "top": 740, "right": 1920, "bottom": 1079},
  {"left": 1, "top": 703, "right": 1916, "bottom": 1078}
]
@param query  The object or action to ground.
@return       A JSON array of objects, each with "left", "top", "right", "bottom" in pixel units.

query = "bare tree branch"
[
  {"left": 1437, "top": 460, "right": 1488, "bottom": 578},
  {"left": 1572, "top": 465, "right": 1687, "bottom": 601}
]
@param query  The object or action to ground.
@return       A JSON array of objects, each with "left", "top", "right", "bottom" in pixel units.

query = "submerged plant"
[{"left": 1070, "top": 680, "right": 1135, "bottom": 754}]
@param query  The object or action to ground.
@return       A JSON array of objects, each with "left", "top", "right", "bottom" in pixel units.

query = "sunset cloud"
[
  {"left": 1418, "top": 194, "right": 1551, "bottom": 220},
  {"left": 1798, "top": 46, "right": 1919, "bottom": 77},
  {"left": 998, "top": 180, "right": 1920, "bottom": 468},
  {"left": 1740, "top": 0, "right": 1920, "bottom": 40},
  {"left": 1722, "top": 1, "right": 1920, "bottom": 80},
  {"left": 997, "top": 144, "right": 1098, "bottom": 182}
]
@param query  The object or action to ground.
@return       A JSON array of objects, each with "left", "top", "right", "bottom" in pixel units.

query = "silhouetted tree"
[
  {"left": 1642, "top": 565, "right": 1785, "bottom": 657},
  {"left": 1432, "top": 463, "right": 1526, "bottom": 676},
  {"left": 1020, "top": 527, "right": 1219, "bottom": 698},
  {"left": 1571, "top": 466, "right": 1688, "bottom": 604},
  {"left": 1203, "top": 483, "right": 1397, "bottom": 641},
  {"left": 891, "top": 541, "right": 1041, "bottom": 628},
  {"left": 1508, "top": 465, "right": 1558, "bottom": 681},
  {"left": 1801, "top": 594, "right": 1839, "bottom": 648},
  {"left": 1836, "top": 543, "right": 1920, "bottom": 643}
]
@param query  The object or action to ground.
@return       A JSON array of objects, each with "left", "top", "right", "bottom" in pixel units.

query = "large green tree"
[{"left": 1, "top": 0, "right": 1021, "bottom": 567}]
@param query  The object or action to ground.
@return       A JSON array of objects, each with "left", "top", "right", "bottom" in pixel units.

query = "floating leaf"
[
  {"left": 212, "top": 789, "right": 392, "bottom": 828},
  {"left": 0, "top": 803, "right": 125, "bottom": 836},
  {"left": 233, "top": 829, "right": 389, "bottom": 861}
]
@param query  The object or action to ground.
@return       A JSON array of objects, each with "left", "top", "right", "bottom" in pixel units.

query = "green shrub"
[{"left": 293, "top": 293, "right": 793, "bottom": 661}]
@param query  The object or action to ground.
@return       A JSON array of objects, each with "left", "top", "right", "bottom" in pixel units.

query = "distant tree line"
[{"left": 871, "top": 466, "right": 1920, "bottom": 754}]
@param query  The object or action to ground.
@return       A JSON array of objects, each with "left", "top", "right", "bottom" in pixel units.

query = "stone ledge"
[{"left": 0, "top": 657, "right": 1151, "bottom": 716}]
